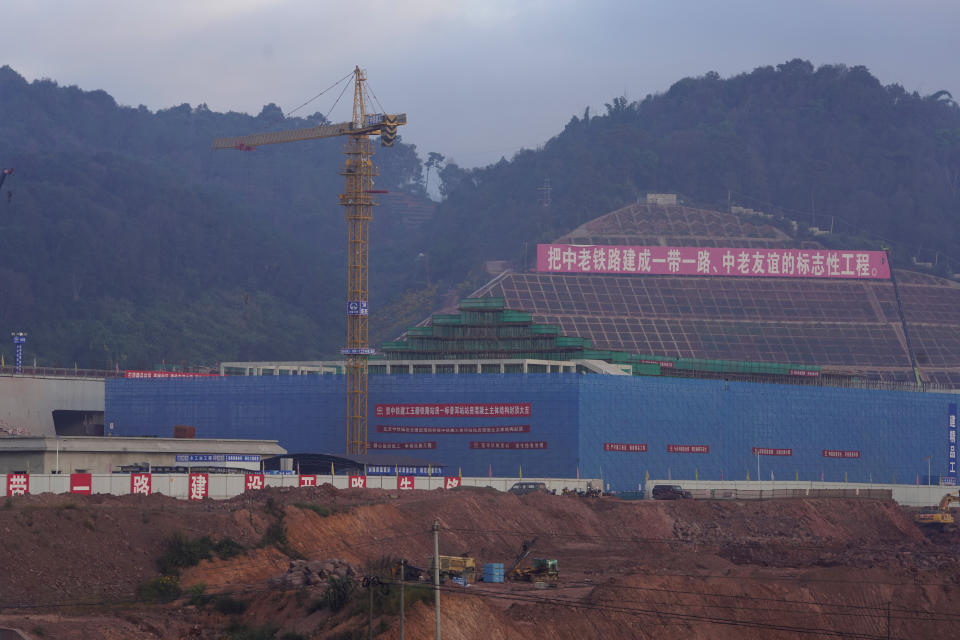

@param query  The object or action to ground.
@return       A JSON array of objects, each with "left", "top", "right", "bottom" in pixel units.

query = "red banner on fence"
[
  {"left": 667, "top": 444, "right": 710, "bottom": 454},
  {"left": 349, "top": 475, "right": 366, "bottom": 489},
  {"left": 188, "top": 473, "right": 209, "bottom": 500},
  {"left": 131, "top": 473, "right": 152, "bottom": 495},
  {"left": 70, "top": 473, "right": 92, "bottom": 495},
  {"left": 753, "top": 447, "right": 793, "bottom": 456},
  {"left": 604, "top": 443, "right": 648, "bottom": 452},
  {"left": 6, "top": 473, "right": 28, "bottom": 496},
  {"left": 537, "top": 244, "right": 890, "bottom": 279},
  {"left": 375, "top": 403, "right": 531, "bottom": 418},
  {"left": 397, "top": 476, "right": 415, "bottom": 490},
  {"left": 444, "top": 476, "right": 462, "bottom": 489},
  {"left": 469, "top": 441, "right": 547, "bottom": 450},
  {"left": 299, "top": 475, "right": 317, "bottom": 487},
  {"left": 245, "top": 473, "right": 264, "bottom": 491}
]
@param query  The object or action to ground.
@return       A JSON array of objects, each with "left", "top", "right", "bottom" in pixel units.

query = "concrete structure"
[
  {"left": 0, "top": 374, "right": 104, "bottom": 437},
  {"left": 0, "top": 436, "right": 285, "bottom": 474}
]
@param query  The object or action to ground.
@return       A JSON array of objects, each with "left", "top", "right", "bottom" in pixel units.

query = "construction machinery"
[
  {"left": 505, "top": 537, "right": 558, "bottom": 585},
  {"left": 212, "top": 68, "right": 406, "bottom": 456},
  {"left": 915, "top": 491, "right": 960, "bottom": 525},
  {"left": 427, "top": 555, "right": 476, "bottom": 584},
  {"left": 390, "top": 559, "right": 427, "bottom": 582}
]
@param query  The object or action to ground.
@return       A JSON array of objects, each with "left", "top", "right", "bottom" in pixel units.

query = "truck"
[{"left": 427, "top": 555, "right": 476, "bottom": 584}]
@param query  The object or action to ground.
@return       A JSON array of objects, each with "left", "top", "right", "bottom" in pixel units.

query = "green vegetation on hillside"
[
  {"left": 427, "top": 59, "right": 960, "bottom": 283},
  {"left": 1, "top": 60, "right": 958, "bottom": 367}
]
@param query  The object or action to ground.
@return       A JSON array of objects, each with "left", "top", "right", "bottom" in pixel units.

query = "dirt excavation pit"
[{"left": 0, "top": 486, "right": 958, "bottom": 639}]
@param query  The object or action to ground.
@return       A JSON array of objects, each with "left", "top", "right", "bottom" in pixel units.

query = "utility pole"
[
  {"left": 433, "top": 519, "right": 441, "bottom": 640},
  {"left": 367, "top": 579, "right": 373, "bottom": 640}
]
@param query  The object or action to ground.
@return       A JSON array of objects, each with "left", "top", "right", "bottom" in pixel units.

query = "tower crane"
[{"left": 212, "top": 67, "right": 406, "bottom": 456}]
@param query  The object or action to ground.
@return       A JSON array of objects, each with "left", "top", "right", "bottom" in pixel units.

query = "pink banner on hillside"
[{"left": 537, "top": 244, "right": 890, "bottom": 279}]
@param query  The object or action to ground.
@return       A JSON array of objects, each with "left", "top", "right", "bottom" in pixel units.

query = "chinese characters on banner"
[
  {"left": 188, "top": 473, "right": 208, "bottom": 500},
  {"left": 125, "top": 370, "right": 220, "bottom": 379},
  {"left": 299, "top": 475, "right": 317, "bottom": 487},
  {"left": 667, "top": 445, "right": 710, "bottom": 453},
  {"left": 349, "top": 475, "right": 366, "bottom": 489},
  {"left": 368, "top": 441, "right": 436, "bottom": 450},
  {"left": 603, "top": 443, "right": 648, "bottom": 452},
  {"left": 245, "top": 474, "right": 264, "bottom": 491},
  {"left": 752, "top": 447, "right": 793, "bottom": 456},
  {"left": 6, "top": 473, "right": 28, "bottom": 496},
  {"left": 469, "top": 441, "right": 547, "bottom": 450},
  {"left": 70, "top": 473, "right": 93, "bottom": 495},
  {"left": 377, "top": 425, "right": 530, "bottom": 434},
  {"left": 947, "top": 403, "right": 958, "bottom": 486},
  {"left": 131, "top": 473, "right": 152, "bottom": 495},
  {"left": 537, "top": 244, "right": 890, "bottom": 279},
  {"left": 822, "top": 450, "right": 861, "bottom": 459},
  {"left": 375, "top": 403, "right": 531, "bottom": 417},
  {"left": 444, "top": 476, "right": 462, "bottom": 489},
  {"left": 397, "top": 476, "right": 415, "bottom": 490}
]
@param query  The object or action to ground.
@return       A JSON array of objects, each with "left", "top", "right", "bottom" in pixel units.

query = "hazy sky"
[{"left": 3, "top": 0, "right": 958, "bottom": 168}]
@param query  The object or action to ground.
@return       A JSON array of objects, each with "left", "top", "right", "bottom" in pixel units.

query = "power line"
[
  {"left": 422, "top": 581, "right": 910, "bottom": 640},
  {"left": 441, "top": 525, "right": 958, "bottom": 558}
]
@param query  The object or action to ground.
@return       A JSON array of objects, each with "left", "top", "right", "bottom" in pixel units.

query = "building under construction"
[{"left": 106, "top": 200, "right": 960, "bottom": 491}]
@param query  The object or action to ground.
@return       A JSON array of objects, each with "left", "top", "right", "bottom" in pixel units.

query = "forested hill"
[
  {"left": 0, "top": 65, "right": 427, "bottom": 369},
  {"left": 2, "top": 60, "right": 959, "bottom": 368},
  {"left": 427, "top": 60, "right": 960, "bottom": 281}
]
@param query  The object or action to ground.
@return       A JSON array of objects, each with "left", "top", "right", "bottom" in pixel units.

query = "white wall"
[
  {"left": 646, "top": 478, "right": 958, "bottom": 507},
  {"left": 0, "top": 473, "right": 598, "bottom": 500}
]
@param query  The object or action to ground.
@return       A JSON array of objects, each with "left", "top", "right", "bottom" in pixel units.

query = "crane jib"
[{"left": 211, "top": 114, "right": 406, "bottom": 150}]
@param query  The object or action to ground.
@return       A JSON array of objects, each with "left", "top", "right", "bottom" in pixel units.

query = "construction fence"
[
  {"left": 645, "top": 479, "right": 955, "bottom": 506},
  {"left": 0, "top": 473, "right": 599, "bottom": 501}
]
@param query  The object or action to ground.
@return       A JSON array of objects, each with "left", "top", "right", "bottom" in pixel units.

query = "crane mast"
[
  {"left": 212, "top": 66, "right": 406, "bottom": 456},
  {"left": 341, "top": 68, "right": 376, "bottom": 455}
]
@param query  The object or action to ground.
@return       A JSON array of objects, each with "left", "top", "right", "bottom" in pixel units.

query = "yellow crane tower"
[{"left": 212, "top": 67, "right": 406, "bottom": 456}]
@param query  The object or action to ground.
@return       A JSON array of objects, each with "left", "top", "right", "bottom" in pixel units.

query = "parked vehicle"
[
  {"left": 651, "top": 484, "right": 692, "bottom": 500},
  {"left": 509, "top": 481, "right": 549, "bottom": 495}
]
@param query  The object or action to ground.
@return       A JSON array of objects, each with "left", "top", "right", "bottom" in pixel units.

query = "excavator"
[
  {"left": 914, "top": 491, "right": 960, "bottom": 525},
  {"left": 506, "top": 537, "right": 558, "bottom": 586}
]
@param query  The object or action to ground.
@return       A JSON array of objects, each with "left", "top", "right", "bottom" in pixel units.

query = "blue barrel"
[{"left": 483, "top": 563, "right": 504, "bottom": 583}]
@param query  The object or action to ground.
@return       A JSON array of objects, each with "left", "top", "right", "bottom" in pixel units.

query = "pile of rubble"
[{"left": 269, "top": 557, "right": 356, "bottom": 589}]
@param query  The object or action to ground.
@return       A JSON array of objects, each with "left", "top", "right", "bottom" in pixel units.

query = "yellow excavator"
[{"left": 915, "top": 491, "right": 960, "bottom": 525}]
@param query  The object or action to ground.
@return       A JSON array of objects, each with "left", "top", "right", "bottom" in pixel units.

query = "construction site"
[
  {"left": 3, "top": 65, "right": 960, "bottom": 639},
  {"left": 1, "top": 484, "right": 959, "bottom": 639}
]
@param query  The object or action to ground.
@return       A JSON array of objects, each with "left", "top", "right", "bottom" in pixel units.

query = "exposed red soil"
[{"left": 0, "top": 486, "right": 958, "bottom": 639}]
